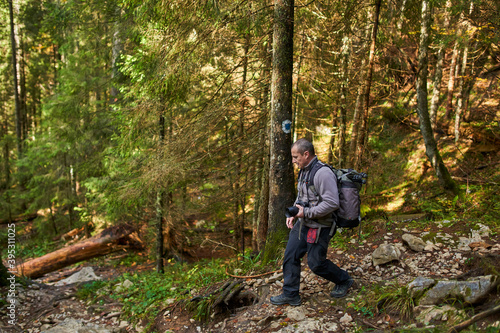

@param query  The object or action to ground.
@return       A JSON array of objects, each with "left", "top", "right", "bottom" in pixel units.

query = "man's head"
[{"left": 291, "top": 138, "right": 316, "bottom": 169}]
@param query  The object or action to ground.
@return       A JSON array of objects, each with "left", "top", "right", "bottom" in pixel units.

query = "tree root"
[{"left": 448, "top": 304, "right": 500, "bottom": 333}]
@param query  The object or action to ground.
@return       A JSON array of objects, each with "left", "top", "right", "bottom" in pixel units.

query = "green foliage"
[
  {"left": 16, "top": 238, "right": 59, "bottom": 259},
  {"left": 76, "top": 280, "right": 107, "bottom": 300},
  {"left": 346, "top": 285, "right": 376, "bottom": 318},
  {"left": 88, "top": 258, "right": 229, "bottom": 323}
]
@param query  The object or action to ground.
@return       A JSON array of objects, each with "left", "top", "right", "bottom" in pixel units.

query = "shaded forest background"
[{"left": 0, "top": 0, "right": 499, "bottom": 270}]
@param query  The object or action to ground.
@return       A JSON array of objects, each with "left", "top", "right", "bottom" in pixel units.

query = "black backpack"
[{"left": 303, "top": 161, "right": 367, "bottom": 229}]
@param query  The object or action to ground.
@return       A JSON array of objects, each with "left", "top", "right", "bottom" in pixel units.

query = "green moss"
[{"left": 262, "top": 229, "right": 288, "bottom": 265}]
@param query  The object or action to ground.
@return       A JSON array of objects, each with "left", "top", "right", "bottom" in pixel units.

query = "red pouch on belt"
[{"left": 307, "top": 228, "right": 318, "bottom": 244}]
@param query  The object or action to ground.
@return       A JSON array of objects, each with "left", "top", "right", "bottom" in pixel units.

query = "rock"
[
  {"left": 276, "top": 318, "right": 338, "bottom": 332},
  {"left": 419, "top": 275, "right": 498, "bottom": 305},
  {"left": 407, "top": 277, "right": 435, "bottom": 298},
  {"left": 414, "top": 305, "right": 465, "bottom": 325},
  {"left": 339, "top": 313, "right": 353, "bottom": 324},
  {"left": 471, "top": 223, "right": 490, "bottom": 239},
  {"left": 402, "top": 234, "right": 427, "bottom": 252},
  {"left": 114, "top": 279, "right": 134, "bottom": 292},
  {"left": 268, "top": 272, "right": 283, "bottom": 284},
  {"left": 286, "top": 307, "right": 308, "bottom": 321},
  {"left": 457, "top": 237, "right": 474, "bottom": 251},
  {"left": 372, "top": 244, "right": 401, "bottom": 266},
  {"left": 41, "top": 318, "right": 118, "bottom": 333},
  {"left": 54, "top": 267, "right": 102, "bottom": 286}
]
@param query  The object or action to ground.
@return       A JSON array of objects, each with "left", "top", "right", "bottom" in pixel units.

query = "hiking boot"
[
  {"left": 330, "top": 278, "right": 354, "bottom": 298},
  {"left": 270, "top": 293, "right": 301, "bottom": 306}
]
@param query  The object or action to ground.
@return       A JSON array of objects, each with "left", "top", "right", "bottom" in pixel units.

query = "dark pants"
[{"left": 282, "top": 222, "right": 350, "bottom": 297}]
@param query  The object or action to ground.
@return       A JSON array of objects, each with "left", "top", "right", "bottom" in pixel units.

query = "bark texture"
[
  {"left": 266, "top": 0, "right": 296, "bottom": 261},
  {"left": 416, "top": 0, "right": 459, "bottom": 195}
]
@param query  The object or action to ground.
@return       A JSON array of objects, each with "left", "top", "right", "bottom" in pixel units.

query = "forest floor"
[{"left": 2, "top": 215, "right": 500, "bottom": 333}]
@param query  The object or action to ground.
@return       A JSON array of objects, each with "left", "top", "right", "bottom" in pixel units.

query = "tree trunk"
[
  {"left": 111, "top": 5, "right": 123, "bottom": 99},
  {"left": 349, "top": 5, "right": 375, "bottom": 167},
  {"left": 445, "top": 40, "right": 460, "bottom": 120},
  {"left": 332, "top": 35, "right": 351, "bottom": 168},
  {"left": 155, "top": 188, "right": 165, "bottom": 273},
  {"left": 256, "top": 34, "right": 272, "bottom": 252},
  {"left": 416, "top": 0, "right": 460, "bottom": 195},
  {"left": 16, "top": 224, "right": 142, "bottom": 279},
  {"left": 8, "top": 0, "right": 22, "bottom": 157},
  {"left": 234, "top": 33, "right": 250, "bottom": 255},
  {"left": 348, "top": 60, "right": 365, "bottom": 166},
  {"left": 1, "top": 114, "right": 10, "bottom": 190},
  {"left": 156, "top": 111, "right": 166, "bottom": 273},
  {"left": 396, "top": 0, "right": 408, "bottom": 34},
  {"left": 454, "top": 2, "right": 474, "bottom": 142},
  {"left": 252, "top": 137, "right": 264, "bottom": 251},
  {"left": 429, "top": 0, "right": 452, "bottom": 128},
  {"left": 355, "top": 0, "right": 382, "bottom": 170},
  {"left": 265, "top": 0, "right": 296, "bottom": 262},
  {"left": 292, "top": 32, "right": 306, "bottom": 142},
  {"left": 252, "top": 36, "right": 271, "bottom": 251},
  {"left": 454, "top": 41, "right": 469, "bottom": 142},
  {"left": 258, "top": 149, "right": 270, "bottom": 252},
  {"left": 327, "top": 107, "right": 338, "bottom": 165}
]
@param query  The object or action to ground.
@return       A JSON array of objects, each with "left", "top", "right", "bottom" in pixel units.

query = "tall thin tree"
[
  {"left": 354, "top": 0, "right": 382, "bottom": 170},
  {"left": 416, "top": 0, "right": 460, "bottom": 195},
  {"left": 8, "top": 0, "right": 22, "bottom": 157}
]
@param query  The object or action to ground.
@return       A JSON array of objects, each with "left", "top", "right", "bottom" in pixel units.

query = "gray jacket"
[{"left": 296, "top": 157, "right": 339, "bottom": 228}]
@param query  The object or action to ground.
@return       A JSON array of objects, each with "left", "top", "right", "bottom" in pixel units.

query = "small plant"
[
  {"left": 76, "top": 280, "right": 107, "bottom": 300},
  {"left": 376, "top": 283, "right": 414, "bottom": 320},
  {"left": 185, "top": 296, "right": 214, "bottom": 321},
  {"left": 347, "top": 286, "right": 376, "bottom": 318}
]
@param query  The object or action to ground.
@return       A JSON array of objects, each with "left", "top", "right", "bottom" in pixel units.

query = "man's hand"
[
  {"left": 295, "top": 204, "right": 304, "bottom": 218},
  {"left": 286, "top": 205, "right": 304, "bottom": 229}
]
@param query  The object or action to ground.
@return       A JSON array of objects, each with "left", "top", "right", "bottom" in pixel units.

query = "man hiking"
[{"left": 270, "top": 138, "right": 354, "bottom": 306}]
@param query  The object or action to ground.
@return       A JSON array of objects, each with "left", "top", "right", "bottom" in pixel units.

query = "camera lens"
[{"left": 285, "top": 206, "right": 299, "bottom": 218}]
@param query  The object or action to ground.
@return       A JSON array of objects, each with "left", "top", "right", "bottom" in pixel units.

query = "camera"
[{"left": 285, "top": 200, "right": 309, "bottom": 218}]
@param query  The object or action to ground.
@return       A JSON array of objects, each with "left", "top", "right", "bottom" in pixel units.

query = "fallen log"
[{"left": 15, "top": 224, "right": 143, "bottom": 279}]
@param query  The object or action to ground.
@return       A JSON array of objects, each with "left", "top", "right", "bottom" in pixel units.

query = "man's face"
[{"left": 291, "top": 146, "right": 310, "bottom": 169}]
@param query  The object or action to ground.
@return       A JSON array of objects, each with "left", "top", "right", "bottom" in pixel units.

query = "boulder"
[
  {"left": 402, "top": 234, "right": 427, "bottom": 252},
  {"left": 372, "top": 244, "right": 401, "bottom": 266},
  {"left": 54, "top": 267, "right": 102, "bottom": 286},
  {"left": 407, "top": 276, "right": 436, "bottom": 298},
  {"left": 418, "top": 275, "right": 498, "bottom": 305}
]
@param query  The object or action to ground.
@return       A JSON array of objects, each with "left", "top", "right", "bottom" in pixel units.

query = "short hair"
[{"left": 292, "top": 138, "right": 315, "bottom": 155}]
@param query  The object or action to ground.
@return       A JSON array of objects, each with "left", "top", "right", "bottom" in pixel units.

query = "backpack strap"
[
  {"left": 307, "top": 161, "right": 337, "bottom": 201},
  {"left": 306, "top": 161, "right": 339, "bottom": 237}
]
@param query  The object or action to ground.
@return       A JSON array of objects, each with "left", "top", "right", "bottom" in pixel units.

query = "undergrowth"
[{"left": 75, "top": 254, "right": 276, "bottom": 328}]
